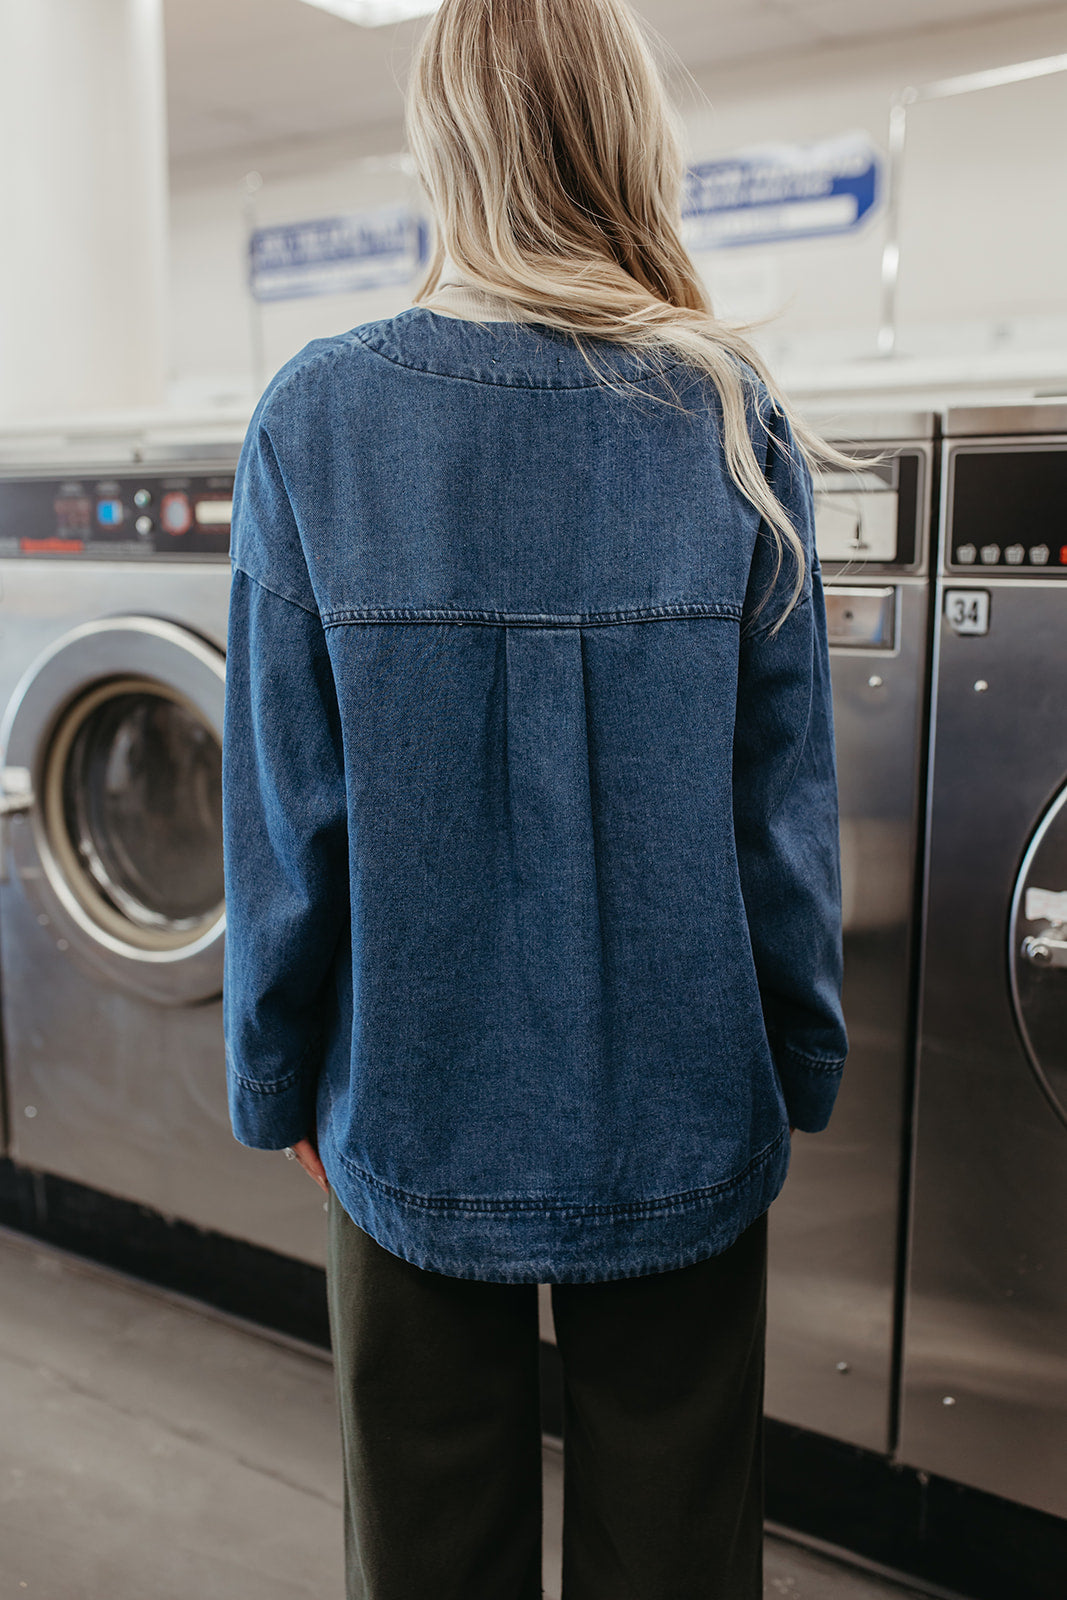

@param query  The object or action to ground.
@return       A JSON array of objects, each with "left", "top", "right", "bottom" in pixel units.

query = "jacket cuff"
[
  {"left": 226, "top": 1055, "right": 318, "bottom": 1151},
  {"left": 772, "top": 1043, "right": 846, "bottom": 1133}
]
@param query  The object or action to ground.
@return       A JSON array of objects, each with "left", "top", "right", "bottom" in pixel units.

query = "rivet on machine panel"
[
  {"left": 974, "top": 680, "right": 989, "bottom": 693},
  {"left": 941, "top": 1395, "right": 957, "bottom": 1406},
  {"left": 835, "top": 1360, "right": 851, "bottom": 1374},
  {"left": 56, "top": 939, "right": 68, "bottom": 951},
  {"left": 24, "top": 1105, "right": 37, "bottom": 1119},
  {"left": 868, "top": 675, "right": 883, "bottom": 689},
  {"left": 37, "top": 913, "right": 49, "bottom": 926}
]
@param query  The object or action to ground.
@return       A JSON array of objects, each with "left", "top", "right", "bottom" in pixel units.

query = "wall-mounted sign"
[
  {"left": 249, "top": 205, "right": 428, "bottom": 301},
  {"left": 682, "top": 131, "right": 882, "bottom": 251}
]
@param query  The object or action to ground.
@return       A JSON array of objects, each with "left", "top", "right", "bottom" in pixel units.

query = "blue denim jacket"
[{"left": 222, "top": 306, "right": 847, "bottom": 1283}]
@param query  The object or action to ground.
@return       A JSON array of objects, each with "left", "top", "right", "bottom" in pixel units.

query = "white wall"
[
  {"left": 678, "top": 3, "right": 1067, "bottom": 390},
  {"left": 167, "top": 4, "right": 1067, "bottom": 412},
  {"left": 168, "top": 126, "right": 421, "bottom": 411}
]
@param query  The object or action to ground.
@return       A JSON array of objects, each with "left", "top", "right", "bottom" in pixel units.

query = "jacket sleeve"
[
  {"left": 732, "top": 396, "right": 848, "bottom": 1133},
  {"left": 222, "top": 406, "right": 349, "bottom": 1151}
]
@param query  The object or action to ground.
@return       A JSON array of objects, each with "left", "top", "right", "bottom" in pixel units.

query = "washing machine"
[
  {"left": 898, "top": 402, "right": 1067, "bottom": 1518},
  {"left": 763, "top": 408, "right": 938, "bottom": 1453},
  {"left": 534, "top": 409, "right": 942, "bottom": 1439},
  {"left": 0, "top": 455, "right": 328, "bottom": 1265}
]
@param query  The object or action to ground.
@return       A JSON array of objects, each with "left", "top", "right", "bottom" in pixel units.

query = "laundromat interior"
[{"left": 1, "top": 2, "right": 1066, "bottom": 1597}]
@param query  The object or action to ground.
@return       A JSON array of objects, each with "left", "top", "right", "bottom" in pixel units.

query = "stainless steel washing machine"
[
  {"left": 535, "top": 409, "right": 941, "bottom": 1443},
  {"left": 898, "top": 402, "right": 1067, "bottom": 1518},
  {"left": 0, "top": 460, "right": 327, "bottom": 1265},
  {"left": 764, "top": 408, "right": 938, "bottom": 1453}
]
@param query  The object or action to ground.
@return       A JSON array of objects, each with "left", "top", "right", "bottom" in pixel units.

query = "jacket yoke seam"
[{"left": 321, "top": 601, "right": 743, "bottom": 628}]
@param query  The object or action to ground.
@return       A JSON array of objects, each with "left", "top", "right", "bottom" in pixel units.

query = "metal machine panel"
[
  {"left": 942, "top": 400, "right": 1067, "bottom": 438},
  {"left": 899, "top": 425, "right": 1067, "bottom": 1517},
  {"left": 0, "top": 481, "right": 330, "bottom": 1268},
  {"left": 764, "top": 425, "right": 936, "bottom": 1453}
]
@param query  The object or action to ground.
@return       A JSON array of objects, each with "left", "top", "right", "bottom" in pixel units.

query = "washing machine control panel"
[
  {"left": 0, "top": 472, "right": 235, "bottom": 560},
  {"left": 948, "top": 444, "right": 1067, "bottom": 574},
  {"left": 813, "top": 448, "right": 924, "bottom": 575}
]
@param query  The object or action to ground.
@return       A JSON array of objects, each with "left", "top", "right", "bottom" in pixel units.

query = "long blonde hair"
[{"left": 405, "top": 0, "right": 876, "bottom": 632}]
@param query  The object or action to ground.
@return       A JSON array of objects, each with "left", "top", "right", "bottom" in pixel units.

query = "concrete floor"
[{"left": 0, "top": 1222, "right": 939, "bottom": 1600}]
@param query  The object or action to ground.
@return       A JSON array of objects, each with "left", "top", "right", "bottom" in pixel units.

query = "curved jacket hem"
[{"left": 318, "top": 1128, "right": 791, "bottom": 1284}]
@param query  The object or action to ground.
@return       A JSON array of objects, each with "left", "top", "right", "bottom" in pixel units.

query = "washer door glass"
[
  {"left": 45, "top": 676, "right": 223, "bottom": 951},
  {"left": 1010, "top": 780, "right": 1067, "bottom": 1129}
]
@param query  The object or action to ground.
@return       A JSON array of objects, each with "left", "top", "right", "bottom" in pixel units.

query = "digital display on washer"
[
  {"left": 55, "top": 490, "right": 91, "bottom": 537},
  {"left": 0, "top": 473, "right": 235, "bottom": 559},
  {"left": 194, "top": 497, "right": 233, "bottom": 526},
  {"left": 949, "top": 446, "right": 1067, "bottom": 573}
]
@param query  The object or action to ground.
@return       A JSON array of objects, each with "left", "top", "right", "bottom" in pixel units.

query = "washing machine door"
[
  {"left": 0, "top": 616, "right": 225, "bottom": 1005},
  {"left": 1010, "top": 781, "right": 1067, "bottom": 1129}
]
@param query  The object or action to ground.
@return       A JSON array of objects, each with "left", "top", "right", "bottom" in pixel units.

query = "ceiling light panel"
[{"left": 298, "top": 0, "right": 441, "bottom": 27}]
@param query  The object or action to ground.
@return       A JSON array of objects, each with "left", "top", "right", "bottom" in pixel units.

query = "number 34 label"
[{"left": 945, "top": 589, "right": 990, "bottom": 635}]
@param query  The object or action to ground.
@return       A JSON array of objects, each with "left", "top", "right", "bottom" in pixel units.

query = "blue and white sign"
[
  {"left": 249, "top": 205, "right": 428, "bottom": 301},
  {"left": 682, "top": 131, "right": 882, "bottom": 251}
]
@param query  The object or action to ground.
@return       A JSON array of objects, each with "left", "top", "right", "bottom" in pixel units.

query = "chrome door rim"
[
  {"left": 0, "top": 616, "right": 226, "bottom": 1005},
  {"left": 1008, "top": 780, "right": 1067, "bottom": 1131},
  {"left": 43, "top": 674, "right": 224, "bottom": 953}
]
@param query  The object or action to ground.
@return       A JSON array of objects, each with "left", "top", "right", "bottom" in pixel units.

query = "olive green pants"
[{"left": 325, "top": 1189, "right": 767, "bottom": 1600}]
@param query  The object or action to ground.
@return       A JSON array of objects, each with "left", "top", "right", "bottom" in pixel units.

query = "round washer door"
[
  {"left": 1, "top": 616, "right": 225, "bottom": 1005},
  {"left": 1009, "top": 780, "right": 1067, "bottom": 1130}
]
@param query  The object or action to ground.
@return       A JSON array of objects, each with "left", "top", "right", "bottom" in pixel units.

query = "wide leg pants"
[{"left": 325, "top": 1188, "right": 768, "bottom": 1600}]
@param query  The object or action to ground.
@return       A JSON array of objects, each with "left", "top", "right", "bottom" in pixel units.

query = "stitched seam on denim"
[
  {"left": 321, "top": 601, "right": 742, "bottom": 628},
  {"left": 336, "top": 1235, "right": 774, "bottom": 1283},
  {"left": 230, "top": 1067, "right": 303, "bottom": 1095},
  {"left": 328, "top": 1190, "right": 779, "bottom": 1281},
  {"left": 231, "top": 560, "right": 321, "bottom": 619},
  {"left": 331, "top": 1128, "right": 785, "bottom": 1217},
  {"left": 772, "top": 1042, "right": 847, "bottom": 1073},
  {"left": 227, "top": 1027, "right": 323, "bottom": 1094},
  {"left": 353, "top": 324, "right": 686, "bottom": 391}
]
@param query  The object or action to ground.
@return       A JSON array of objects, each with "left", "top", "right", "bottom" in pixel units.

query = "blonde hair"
[{"left": 405, "top": 0, "right": 878, "bottom": 632}]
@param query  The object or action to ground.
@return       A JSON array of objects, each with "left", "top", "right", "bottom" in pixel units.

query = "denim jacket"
[{"left": 222, "top": 303, "right": 847, "bottom": 1283}]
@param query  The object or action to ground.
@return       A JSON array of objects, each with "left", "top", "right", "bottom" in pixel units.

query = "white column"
[{"left": 0, "top": 0, "right": 169, "bottom": 423}]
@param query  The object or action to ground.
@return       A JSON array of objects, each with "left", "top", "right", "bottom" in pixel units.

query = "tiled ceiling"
[{"left": 164, "top": 0, "right": 1052, "bottom": 163}]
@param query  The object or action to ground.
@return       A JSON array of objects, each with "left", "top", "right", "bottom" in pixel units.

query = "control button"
[
  {"left": 956, "top": 543, "right": 977, "bottom": 564},
  {"left": 135, "top": 515, "right": 153, "bottom": 535},
  {"left": 1030, "top": 545, "right": 1050, "bottom": 565},
  {"left": 96, "top": 498, "right": 123, "bottom": 528},
  {"left": 1004, "top": 543, "right": 1025, "bottom": 565},
  {"left": 980, "top": 544, "right": 1000, "bottom": 565},
  {"left": 133, "top": 489, "right": 152, "bottom": 509},
  {"left": 160, "top": 491, "right": 192, "bottom": 536},
  {"left": 1060, "top": 545, "right": 1067, "bottom": 566}
]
